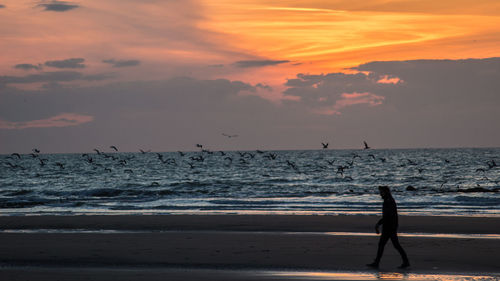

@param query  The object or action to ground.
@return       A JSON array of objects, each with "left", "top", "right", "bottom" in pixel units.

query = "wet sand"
[{"left": 1, "top": 215, "right": 499, "bottom": 280}]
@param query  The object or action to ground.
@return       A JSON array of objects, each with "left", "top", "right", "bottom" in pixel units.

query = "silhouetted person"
[{"left": 367, "top": 186, "right": 410, "bottom": 269}]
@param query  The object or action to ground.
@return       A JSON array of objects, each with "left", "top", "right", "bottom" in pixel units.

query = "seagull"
[
  {"left": 406, "top": 159, "right": 417, "bottom": 165},
  {"left": 196, "top": 144, "right": 203, "bottom": 149},
  {"left": 326, "top": 160, "right": 335, "bottom": 166},
  {"left": 222, "top": 133, "right": 238, "bottom": 138},
  {"left": 110, "top": 146, "right": 118, "bottom": 152},
  {"left": 156, "top": 153, "right": 164, "bottom": 161},
  {"left": 11, "top": 153, "right": 21, "bottom": 159},
  {"left": 363, "top": 141, "right": 370, "bottom": 150},
  {"left": 265, "top": 153, "right": 277, "bottom": 160},
  {"left": 139, "top": 149, "right": 151, "bottom": 154},
  {"left": 178, "top": 151, "right": 185, "bottom": 157},
  {"left": 368, "top": 154, "right": 376, "bottom": 160},
  {"left": 487, "top": 160, "right": 497, "bottom": 169},
  {"left": 32, "top": 148, "right": 40, "bottom": 153},
  {"left": 286, "top": 160, "right": 298, "bottom": 170},
  {"left": 93, "top": 149, "right": 101, "bottom": 155},
  {"left": 55, "top": 162, "right": 65, "bottom": 169},
  {"left": 321, "top": 142, "right": 329, "bottom": 149}
]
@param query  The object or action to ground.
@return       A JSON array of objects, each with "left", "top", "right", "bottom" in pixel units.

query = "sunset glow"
[{"left": 1, "top": 0, "right": 500, "bottom": 151}]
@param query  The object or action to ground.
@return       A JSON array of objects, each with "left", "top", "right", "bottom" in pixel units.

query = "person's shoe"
[
  {"left": 398, "top": 262, "right": 410, "bottom": 269},
  {"left": 366, "top": 262, "right": 379, "bottom": 268}
]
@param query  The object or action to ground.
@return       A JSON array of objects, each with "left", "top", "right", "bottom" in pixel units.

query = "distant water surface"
[{"left": 1, "top": 148, "right": 499, "bottom": 216}]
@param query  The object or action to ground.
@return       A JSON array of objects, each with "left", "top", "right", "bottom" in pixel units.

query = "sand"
[{"left": 1, "top": 215, "right": 499, "bottom": 280}]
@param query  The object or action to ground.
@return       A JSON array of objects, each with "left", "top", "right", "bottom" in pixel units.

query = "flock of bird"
[{"left": 2, "top": 139, "right": 499, "bottom": 191}]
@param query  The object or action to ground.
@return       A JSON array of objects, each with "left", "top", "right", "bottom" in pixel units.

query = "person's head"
[{"left": 378, "top": 186, "right": 392, "bottom": 199}]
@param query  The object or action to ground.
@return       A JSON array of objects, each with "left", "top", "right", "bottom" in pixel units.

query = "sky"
[{"left": 1, "top": 0, "right": 500, "bottom": 153}]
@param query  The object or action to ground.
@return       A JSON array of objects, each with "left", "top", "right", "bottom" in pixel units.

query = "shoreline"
[{"left": 1, "top": 214, "right": 499, "bottom": 234}]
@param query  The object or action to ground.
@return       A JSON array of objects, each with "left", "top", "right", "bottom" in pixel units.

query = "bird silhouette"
[
  {"left": 222, "top": 133, "right": 238, "bottom": 138},
  {"left": 11, "top": 153, "right": 21, "bottom": 159},
  {"left": 363, "top": 141, "right": 370, "bottom": 150},
  {"left": 110, "top": 146, "right": 118, "bottom": 152},
  {"left": 196, "top": 144, "right": 203, "bottom": 149},
  {"left": 93, "top": 149, "right": 101, "bottom": 155},
  {"left": 322, "top": 142, "right": 329, "bottom": 149},
  {"left": 139, "top": 149, "right": 151, "bottom": 154},
  {"left": 32, "top": 148, "right": 40, "bottom": 153}
]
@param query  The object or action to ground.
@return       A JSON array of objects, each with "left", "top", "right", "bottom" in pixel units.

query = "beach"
[{"left": 1, "top": 215, "right": 499, "bottom": 280}]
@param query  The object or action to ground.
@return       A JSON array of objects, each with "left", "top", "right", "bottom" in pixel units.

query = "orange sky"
[{"left": 1, "top": 0, "right": 500, "bottom": 95}]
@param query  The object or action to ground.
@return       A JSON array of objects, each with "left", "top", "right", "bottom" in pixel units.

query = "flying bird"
[
  {"left": 11, "top": 153, "right": 21, "bottom": 159},
  {"left": 93, "top": 149, "right": 101, "bottom": 155},
  {"left": 110, "top": 146, "right": 118, "bottom": 152},
  {"left": 363, "top": 141, "right": 370, "bottom": 150},
  {"left": 139, "top": 149, "right": 151, "bottom": 154},
  {"left": 222, "top": 133, "right": 238, "bottom": 138},
  {"left": 321, "top": 142, "right": 329, "bottom": 149},
  {"left": 196, "top": 144, "right": 203, "bottom": 149},
  {"left": 32, "top": 148, "right": 40, "bottom": 153}
]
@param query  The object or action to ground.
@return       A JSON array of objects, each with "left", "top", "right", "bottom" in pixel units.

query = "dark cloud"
[
  {"left": 38, "top": 1, "right": 79, "bottom": 12},
  {"left": 0, "top": 4, "right": 6, "bottom": 8},
  {"left": 255, "top": 83, "right": 272, "bottom": 91},
  {"left": 208, "top": 64, "right": 224, "bottom": 68},
  {"left": 234, "top": 60, "right": 290, "bottom": 68},
  {"left": 14, "top": 64, "right": 43, "bottom": 71},
  {"left": 2, "top": 58, "right": 500, "bottom": 153},
  {"left": 0, "top": 71, "right": 113, "bottom": 87},
  {"left": 45, "top": 58, "right": 85, "bottom": 68},
  {"left": 102, "top": 59, "right": 141, "bottom": 68},
  {"left": 0, "top": 76, "right": 317, "bottom": 153},
  {"left": 281, "top": 57, "right": 500, "bottom": 148}
]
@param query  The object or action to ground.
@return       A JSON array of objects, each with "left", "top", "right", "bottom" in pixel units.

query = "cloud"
[
  {"left": 0, "top": 4, "right": 5, "bottom": 8},
  {"left": 234, "top": 60, "right": 290, "bottom": 68},
  {"left": 0, "top": 113, "right": 93, "bottom": 129},
  {"left": 327, "top": 92, "right": 385, "bottom": 115},
  {"left": 102, "top": 59, "right": 141, "bottom": 68},
  {"left": 376, "top": 75, "right": 403, "bottom": 84},
  {"left": 37, "top": 1, "right": 79, "bottom": 12},
  {"left": 0, "top": 71, "right": 113, "bottom": 86},
  {"left": 255, "top": 83, "right": 273, "bottom": 91},
  {"left": 14, "top": 64, "right": 43, "bottom": 71},
  {"left": 1, "top": 58, "right": 500, "bottom": 152},
  {"left": 45, "top": 58, "right": 85, "bottom": 69}
]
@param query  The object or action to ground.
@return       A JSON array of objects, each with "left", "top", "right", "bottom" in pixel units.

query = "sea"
[{"left": 1, "top": 148, "right": 499, "bottom": 217}]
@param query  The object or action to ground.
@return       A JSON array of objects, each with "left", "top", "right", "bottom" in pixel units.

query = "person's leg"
[
  {"left": 390, "top": 233, "right": 410, "bottom": 266},
  {"left": 370, "top": 232, "right": 390, "bottom": 266}
]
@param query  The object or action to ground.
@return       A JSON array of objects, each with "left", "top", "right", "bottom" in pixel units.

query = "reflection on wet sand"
[{"left": 267, "top": 270, "right": 500, "bottom": 280}]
